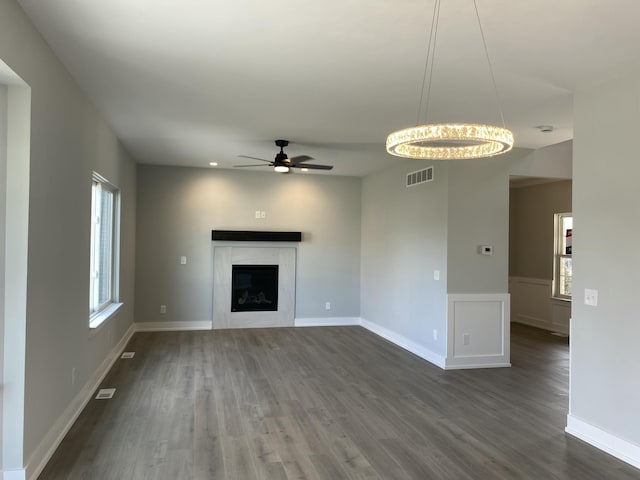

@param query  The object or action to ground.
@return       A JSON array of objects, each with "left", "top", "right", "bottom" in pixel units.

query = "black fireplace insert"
[{"left": 231, "top": 264, "right": 279, "bottom": 312}]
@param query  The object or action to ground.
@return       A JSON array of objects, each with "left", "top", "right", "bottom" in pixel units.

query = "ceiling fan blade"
[
  {"left": 288, "top": 155, "right": 313, "bottom": 166},
  {"left": 238, "top": 155, "right": 272, "bottom": 163},
  {"left": 295, "top": 163, "right": 333, "bottom": 170},
  {"left": 233, "top": 164, "right": 271, "bottom": 168}
]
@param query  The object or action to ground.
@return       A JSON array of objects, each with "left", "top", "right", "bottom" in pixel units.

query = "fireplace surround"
[{"left": 212, "top": 231, "right": 299, "bottom": 329}]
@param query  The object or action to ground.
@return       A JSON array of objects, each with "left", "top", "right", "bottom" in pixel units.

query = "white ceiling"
[{"left": 15, "top": 0, "right": 640, "bottom": 176}]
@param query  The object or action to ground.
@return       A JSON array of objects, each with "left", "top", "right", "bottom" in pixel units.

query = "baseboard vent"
[
  {"left": 406, "top": 166, "right": 433, "bottom": 187},
  {"left": 120, "top": 352, "right": 135, "bottom": 359},
  {"left": 95, "top": 388, "right": 116, "bottom": 400}
]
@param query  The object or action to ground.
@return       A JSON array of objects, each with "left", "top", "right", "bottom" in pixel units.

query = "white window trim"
[
  {"left": 89, "top": 172, "right": 122, "bottom": 328},
  {"left": 90, "top": 302, "right": 124, "bottom": 330},
  {"left": 552, "top": 212, "right": 572, "bottom": 301}
]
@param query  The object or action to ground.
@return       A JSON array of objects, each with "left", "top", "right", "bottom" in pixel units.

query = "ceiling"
[{"left": 15, "top": 0, "right": 640, "bottom": 176}]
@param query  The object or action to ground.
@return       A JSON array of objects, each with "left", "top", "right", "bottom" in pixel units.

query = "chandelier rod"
[
  {"left": 416, "top": 0, "right": 441, "bottom": 126},
  {"left": 472, "top": 0, "right": 506, "bottom": 128}
]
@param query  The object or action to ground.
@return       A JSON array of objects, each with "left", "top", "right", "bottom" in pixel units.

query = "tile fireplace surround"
[{"left": 212, "top": 230, "right": 300, "bottom": 329}]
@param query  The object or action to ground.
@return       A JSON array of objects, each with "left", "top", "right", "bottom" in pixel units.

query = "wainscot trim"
[{"left": 212, "top": 230, "right": 302, "bottom": 242}]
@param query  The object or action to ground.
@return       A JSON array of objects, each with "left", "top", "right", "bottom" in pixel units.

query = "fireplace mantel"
[{"left": 211, "top": 230, "right": 302, "bottom": 242}]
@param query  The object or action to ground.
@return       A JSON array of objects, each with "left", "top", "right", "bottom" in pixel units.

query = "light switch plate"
[{"left": 584, "top": 288, "right": 598, "bottom": 306}]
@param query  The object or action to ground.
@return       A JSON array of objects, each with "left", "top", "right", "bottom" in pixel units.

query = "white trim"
[
  {"left": 360, "top": 318, "right": 446, "bottom": 369},
  {"left": 445, "top": 293, "right": 511, "bottom": 370},
  {"left": 295, "top": 317, "right": 361, "bottom": 327},
  {"left": 25, "top": 324, "right": 136, "bottom": 480},
  {"left": 566, "top": 414, "right": 640, "bottom": 470},
  {"left": 3, "top": 470, "right": 26, "bottom": 480},
  {"left": 134, "top": 321, "right": 212, "bottom": 332},
  {"left": 89, "top": 302, "right": 123, "bottom": 329}
]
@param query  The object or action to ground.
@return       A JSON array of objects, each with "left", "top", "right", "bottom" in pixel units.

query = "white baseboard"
[
  {"left": 135, "top": 321, "right": 212, "bottom": 331},
  {"left": 360, "top": 318, "right": 446, "bottom": 369},
  {"left": 3, "top": 470, "right": 26, "bottom": 480},
  {"left": 25, "top": 323, "right": 136, "bottom": 480},
  {"left": 566, "top": 414, "right": 640, "bottom": 470},
  {"left": 295, "top": 317, "right": 361, "bottom": 327}
]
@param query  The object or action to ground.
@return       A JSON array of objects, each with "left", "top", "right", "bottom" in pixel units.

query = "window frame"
[
  {"left": 552, "top": 212, "right": 573, "bottom": 300},
  {"left": 89, "top": 172, "right": 122, "bottom": 328}
]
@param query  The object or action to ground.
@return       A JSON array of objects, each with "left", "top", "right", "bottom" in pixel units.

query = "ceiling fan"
[{"left": 235, "top": 139, "right": 333, "bottom": 173}]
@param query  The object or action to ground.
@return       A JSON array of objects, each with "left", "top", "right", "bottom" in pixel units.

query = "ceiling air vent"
[{"left": 406, "top": 166, "right": 433, "bottom": 187}]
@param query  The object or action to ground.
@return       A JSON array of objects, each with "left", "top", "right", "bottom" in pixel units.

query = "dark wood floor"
[{"left": 38, "top": 324, "right": 640, "bottom": 479}]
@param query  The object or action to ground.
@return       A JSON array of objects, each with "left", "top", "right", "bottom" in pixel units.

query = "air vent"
[
  {"left": 406, "top": 166, "right": 433, "bottom": 187},
  {"left": 120, "top": 352, "right": 135, "bottom": 359},
  {"left": 95, "top": 388, "right": 116, "bottom": 400}
]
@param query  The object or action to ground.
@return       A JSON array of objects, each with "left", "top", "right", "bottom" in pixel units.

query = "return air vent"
[
  {"left": 95, "top": 388, "right": 116, "bottom": 400},
  {"left": 406, "top": 166, "right": 433, "bottom": 187}
]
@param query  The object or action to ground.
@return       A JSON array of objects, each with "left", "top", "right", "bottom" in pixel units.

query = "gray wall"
[
  {"left": 135, "top": 165, "right": 361, "bottom": 324},
  {"left": 509, "top": 180, "right": 572, "bottom": 279},
  {"left": 446, "top": 156, "right": 524, "bottom": 294},
  {"left": 361, "top": 160, "right": 449, "bottom": 355},
  {"left": 0, "top": 0, "right": 137, "bottom": 466},
  {"left": 571, "top": 71, "right": 640, "bottom": 445}
]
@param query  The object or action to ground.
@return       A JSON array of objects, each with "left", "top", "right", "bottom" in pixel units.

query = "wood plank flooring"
[{"left": 38, "top": 324, "right": 640, "bottom": 479}]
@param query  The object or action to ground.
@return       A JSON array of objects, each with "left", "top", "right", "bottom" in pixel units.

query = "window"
[
  {"left": 90, "top": 173, "right": 121, "bottom": 327},
  {"left": 553, "top": 212, "right": 572, "bottom": 299}
]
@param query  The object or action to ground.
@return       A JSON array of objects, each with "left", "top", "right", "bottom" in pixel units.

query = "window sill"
[
  {"left": 90, "top": 302, "right": 123, "bottom": 330},
  {"left": 551, "top": 296, "right": 572, "bottom": 303}
]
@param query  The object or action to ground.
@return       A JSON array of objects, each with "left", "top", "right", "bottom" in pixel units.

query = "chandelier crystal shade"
[
  {"left": 386, "top": 0, "right": 513, "bottom": 160},
  {"left": 386, "top": 123, "right": 513, "bottom": 160}
]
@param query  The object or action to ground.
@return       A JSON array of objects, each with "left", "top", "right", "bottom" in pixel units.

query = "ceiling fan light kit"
[
  {"left": 235, "top": 139, "right": 334, "bottom": 173},
  {"left": 386, "top": 0, "right": 513, "bottom": 161}
]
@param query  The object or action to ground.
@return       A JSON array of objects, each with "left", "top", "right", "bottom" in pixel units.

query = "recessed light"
[{"left": 209, "top": 162, "right": 218, "bottom": 166}]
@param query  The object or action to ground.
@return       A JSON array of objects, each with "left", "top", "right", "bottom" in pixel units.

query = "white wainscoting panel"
[
  {"left": 509, "top": 277, "right": 552, "bottom": 330},
  {"left": 551, "top": 299, "right": 571, "bottom": 335},
  {"left": 445, "top": 294, "right": 510, "bottom": 369},
  {"left": 509, "top": 277, "right": 571, "bottom": 333}
]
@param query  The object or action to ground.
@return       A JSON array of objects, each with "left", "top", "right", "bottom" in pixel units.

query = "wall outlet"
[
  {"left": 325, "top": 302, "right": 331, "bottom": 310},
  {"left": 160, "top": 305, "right": 167, "bottom": 314},
  {"left": 433, "top": 270, "right": 440, "bottom": 281},
  {"left": 479, "top": 245, "right": 493, "bottom": 255},
  {"left": 433, "top": 329, "right": 438, "bottom": 341},
  {"left": 463, "top": 333, "right": 471, "bottom": 345},
  {"left": 255, "top": 210, "right": 261, "bottom": 219},
  {"left": 584, "top": 288, "right": 598, "bottom": 306},
  {"left": 180, "top": 255, "right": 187, "bottom": 265}
]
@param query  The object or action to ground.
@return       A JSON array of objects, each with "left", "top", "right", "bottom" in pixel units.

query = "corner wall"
[
  {"left": 567, "top": 71, "right": 640, "bottom": 468},
  {"left": 360, "top": 160, "right": 449, "bottom": 364},
  {"left": 0, "top": 1, "right": 137, "bottom": 477},
  {"left": 134, "top": 165, "right": 361, "bottom": 327}
]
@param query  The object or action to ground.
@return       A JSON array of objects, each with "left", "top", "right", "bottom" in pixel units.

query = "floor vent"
[
  {"left": 95, "top": 388, "right": 116, "bottom": 400},
  {"left": 120, "top": 352, "right": 135, "bottom": 359},
  {"left": 406, "top": 166, "right": 433, "bottom": 187}
]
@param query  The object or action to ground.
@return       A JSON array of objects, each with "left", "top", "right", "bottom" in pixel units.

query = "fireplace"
[
  {"left": 231, "top": 264, "right": 279, "bottom": 312},
  {"left": 212, "top": 245, "right": 296, "bottom": 329}
]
